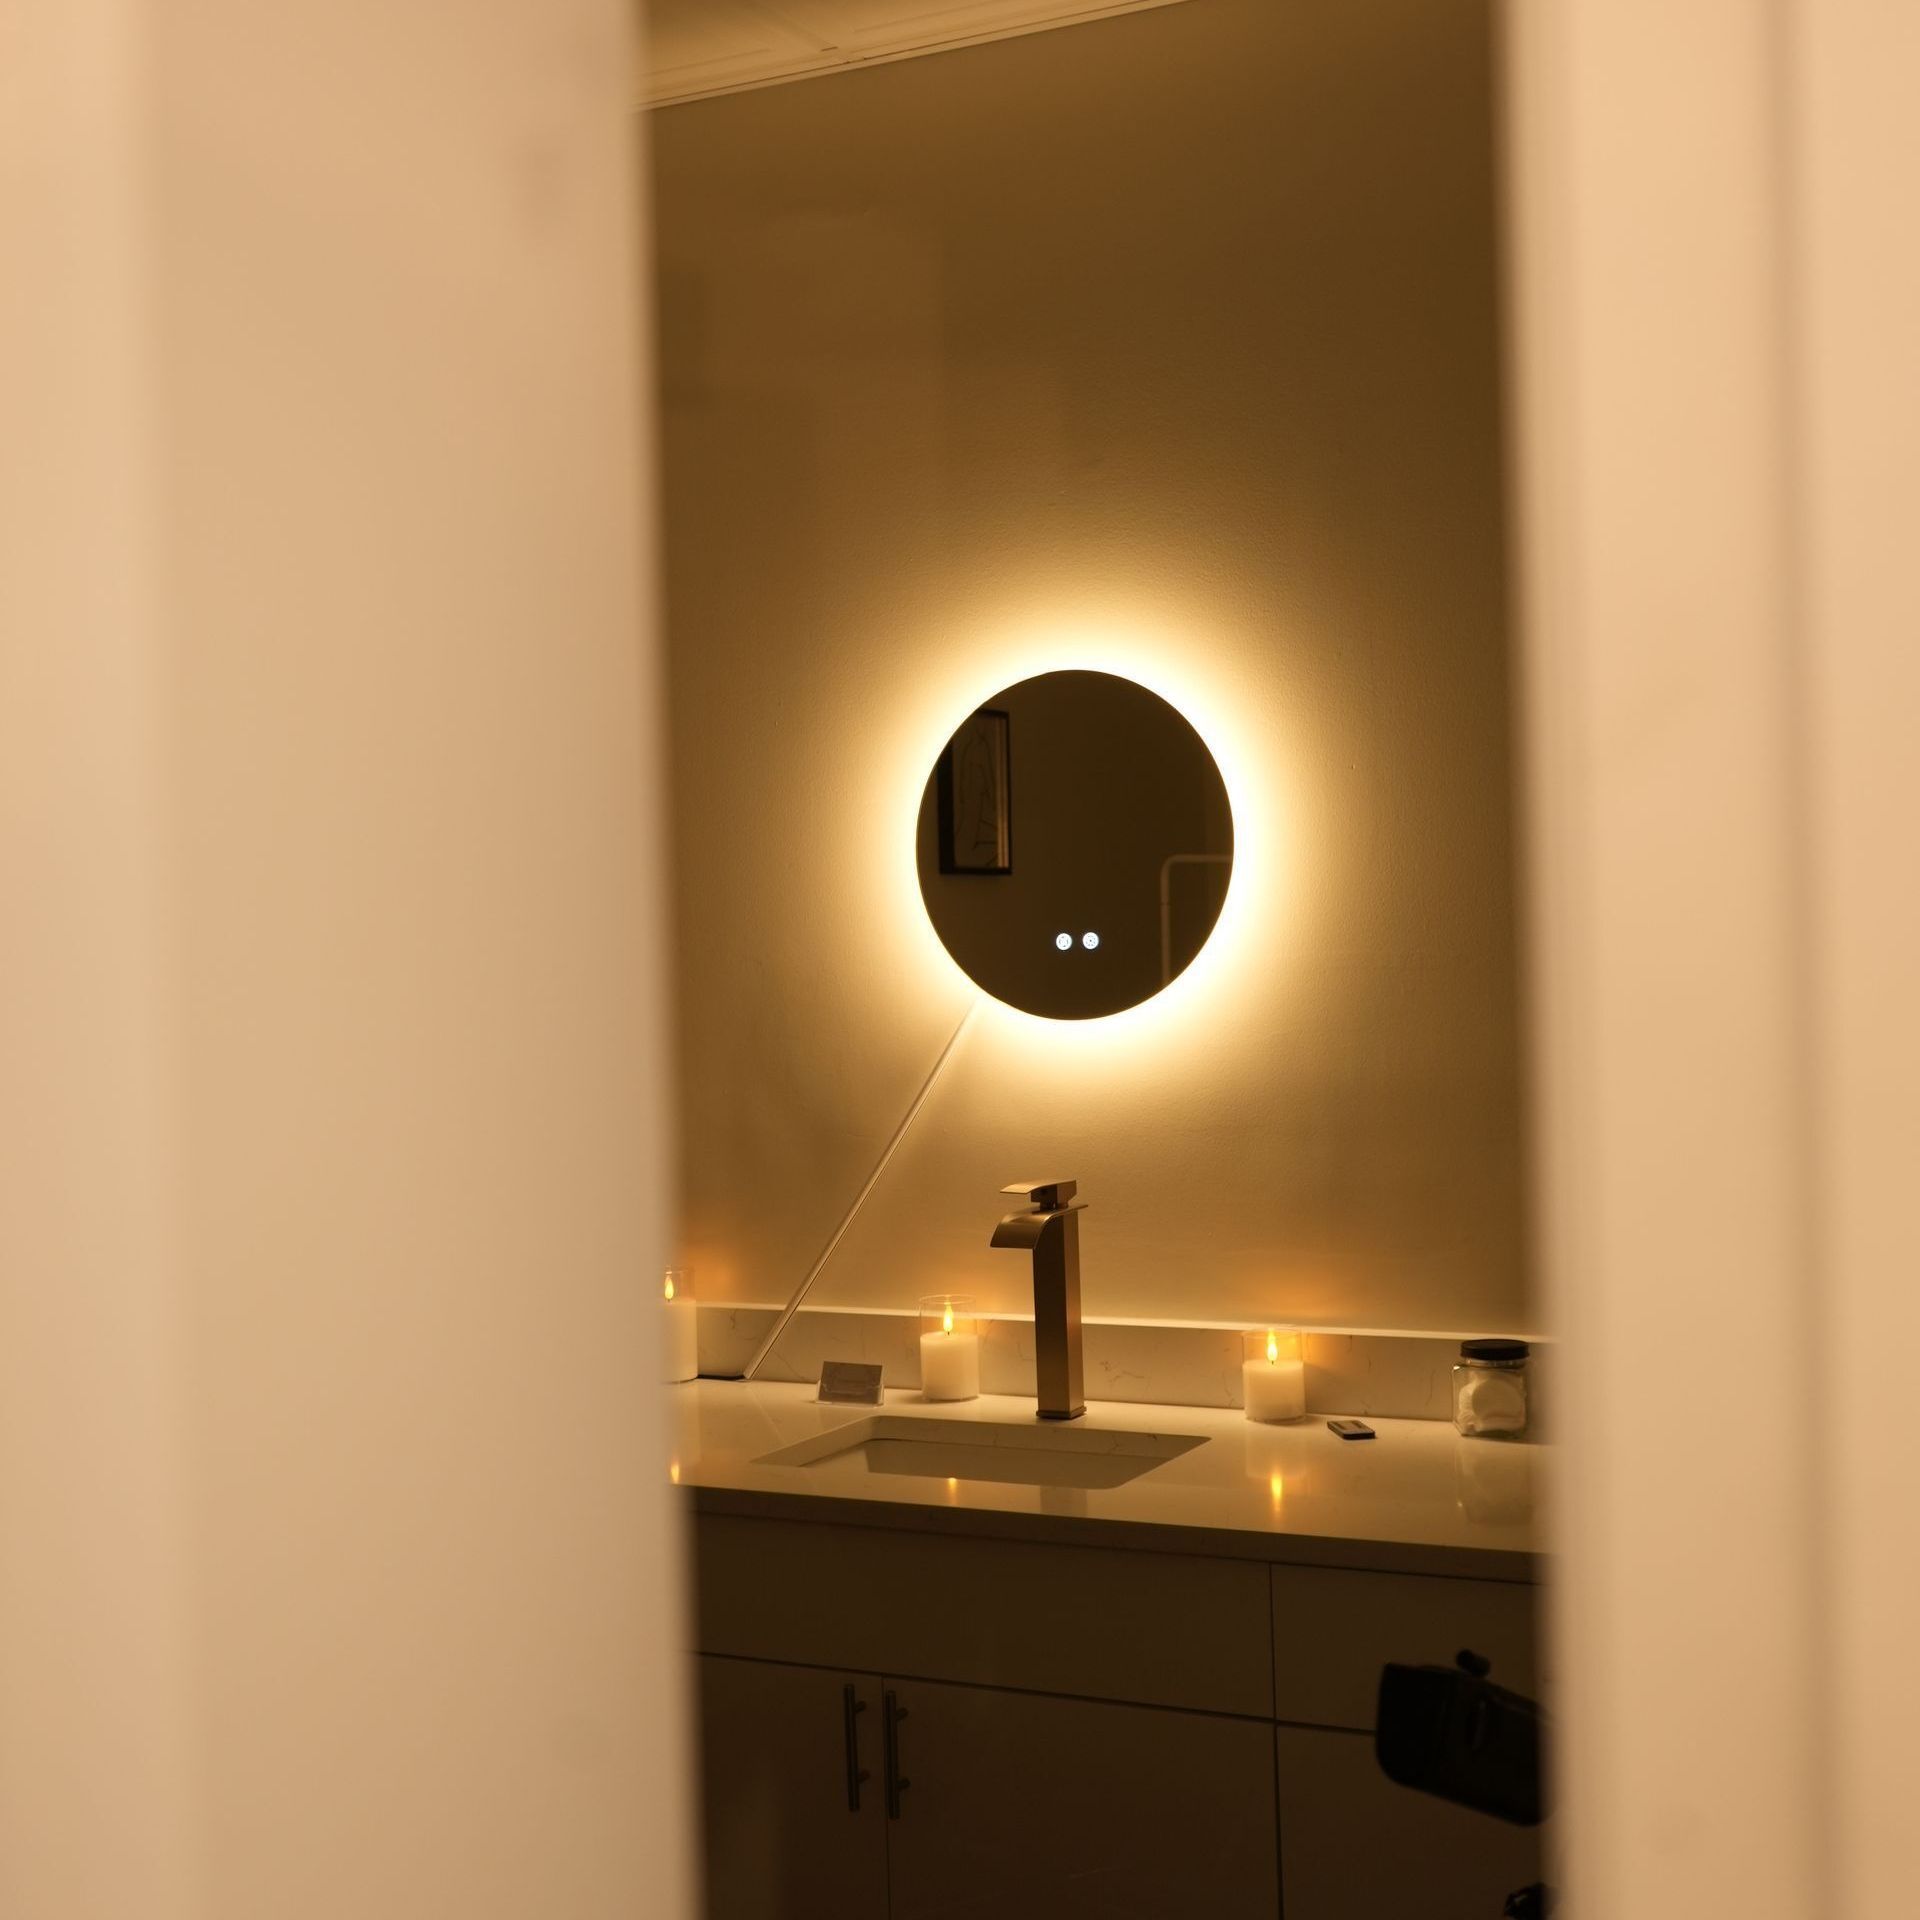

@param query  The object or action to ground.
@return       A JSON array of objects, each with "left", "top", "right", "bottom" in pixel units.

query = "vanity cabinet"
[
  {"left": 1271, "top": 1563, "right": 1543, "bottom": 1733},
  {"left": 695, "top": 1662, "right": 1278, "bottom": 1920},
  {"left": 885, "top": 1679, "right": 1278, "bottom": 1920},
  {"left": 694, "top": 1512, "right": 1271, "bottom": 1716},
  {"left": 690, "top": 1508, "right": 1543, "bottom": 1920},
  {"left": 1275, "top": 1725, "right": 1543, "bottom": 1920},
  {"left": 696, "top": 1657, "right": 889, "bottom": 1920}
]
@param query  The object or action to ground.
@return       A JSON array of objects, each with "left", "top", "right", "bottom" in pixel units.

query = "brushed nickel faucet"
[{"left": 990, "top": 1179, "right": 1086, "bottom": 1421}]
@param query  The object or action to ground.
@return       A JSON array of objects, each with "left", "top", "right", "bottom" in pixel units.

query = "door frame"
[{"left": 1503, "top": 2, "right": 1919, "bottom": 1910}]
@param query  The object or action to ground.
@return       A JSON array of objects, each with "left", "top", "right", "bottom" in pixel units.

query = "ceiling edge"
[{"left": 637, "top": 0, "right": 1197, "bottom": 112}]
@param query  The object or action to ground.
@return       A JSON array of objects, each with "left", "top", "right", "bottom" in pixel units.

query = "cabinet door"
[
  {"left": 1271, "top": 1565, "right": 1542, "bottom": 1733},
  {"left": 884, "top": 1679, "right": 1279, "bottom": 1920},
  {"left": 696, "top": 1656, "right": 888, "bottom": 1920},
  {"left": 1275, "top": 1725, "right": 1547, "bottom": 1920}
]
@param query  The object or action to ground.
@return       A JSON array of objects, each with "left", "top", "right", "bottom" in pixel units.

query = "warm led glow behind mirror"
[{"left": 916, "top": 669, "right": 1234, "bottom": 1019}]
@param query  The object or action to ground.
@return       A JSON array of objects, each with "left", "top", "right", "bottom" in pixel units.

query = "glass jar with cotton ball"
[{"left": 1452, "top": 1338, "right": 1530, "bottom": 1439}]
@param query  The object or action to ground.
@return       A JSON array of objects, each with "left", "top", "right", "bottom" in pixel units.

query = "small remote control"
[{"left": 1328, "top": 1419, "right": 1376, "bottom": 1441}]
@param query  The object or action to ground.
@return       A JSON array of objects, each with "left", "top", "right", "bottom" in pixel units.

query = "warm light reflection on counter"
[{"left": 668, "top": 1460, "right": 681, "bottom": 1485}]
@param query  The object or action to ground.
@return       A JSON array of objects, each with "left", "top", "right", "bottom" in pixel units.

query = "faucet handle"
[{"left": 999, "top": 1178, "right": 1078, "bottom": 1211}]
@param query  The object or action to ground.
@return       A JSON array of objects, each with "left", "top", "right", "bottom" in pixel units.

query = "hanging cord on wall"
[{"left": 729, "top": 996, "right": 981, "bottom": 1382}]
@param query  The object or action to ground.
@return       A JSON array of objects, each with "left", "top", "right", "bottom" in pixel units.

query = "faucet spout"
[
  {"left": 991, "top": 1179, "right": 1086, "bottom": 1422},
  {"left": 988, "top": 1212, "right": 1049, "bottom": 1251}
]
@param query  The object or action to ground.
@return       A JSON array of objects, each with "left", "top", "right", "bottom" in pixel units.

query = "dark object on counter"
[
  {"left": 1375, "top": 1648, "right": 1547, "bottom": 1827},
  {"left": 1328, "top": 1418, "right": 1376, "bottom": 1440},
  {"left": 817, "top": 1360, "right": 885, "bottom": 1407}
]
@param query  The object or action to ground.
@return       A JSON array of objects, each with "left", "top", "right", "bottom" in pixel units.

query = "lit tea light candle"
[
  {"left": 662, "top": 1269, "right": 698, "bottom": 1383},
  {"left": 1243, "top": 1327, "right": 1305, "bottom": 1423},
  {"left": 918, "top": 1295, "right": 980, "bottom": 1402}
]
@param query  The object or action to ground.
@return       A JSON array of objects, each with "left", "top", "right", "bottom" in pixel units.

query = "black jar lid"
[{"left": 1460, "top": 1337, "right": 1530, "bottom": 1364}]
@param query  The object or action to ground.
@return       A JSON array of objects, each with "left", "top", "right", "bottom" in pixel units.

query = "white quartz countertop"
[{"left": 669, "top": 1380, "right": 1545, "bottom": 1581}]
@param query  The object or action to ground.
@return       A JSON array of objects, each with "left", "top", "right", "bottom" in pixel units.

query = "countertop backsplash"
[{"left": 695, "top": 1305, "right": 1551, "bottom": 1437}]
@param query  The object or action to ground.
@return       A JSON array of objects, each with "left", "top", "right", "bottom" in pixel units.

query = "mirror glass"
[{"left": 916, "top": 670, "right": 1234, "bottom": 1020}]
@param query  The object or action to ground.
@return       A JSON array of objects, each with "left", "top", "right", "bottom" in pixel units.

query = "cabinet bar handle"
[
  {"left": 882, "top": 1691, "right": 911, "bottom": 1819},
  {"left": 841, "top": 1684, "right": 869, "bottom": 1814}
]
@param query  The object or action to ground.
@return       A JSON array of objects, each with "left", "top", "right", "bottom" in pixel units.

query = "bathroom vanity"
[{"left": 675, "top": 1384, "right": 1547, "bottom": 1920}]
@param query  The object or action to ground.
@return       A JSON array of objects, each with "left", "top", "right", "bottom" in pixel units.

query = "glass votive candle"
[
  {"left": 662, "top": 1268, "right": 698, "bottom": 1383},
  {"left": 918, "top": 1294, "right": 981, "bottom": 1401},
  {"left": 1242, "top": 1327, "right": 1306, "bottom": 1423}
]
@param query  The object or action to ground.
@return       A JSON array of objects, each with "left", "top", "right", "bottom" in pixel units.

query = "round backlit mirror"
[{"left": 916, "top": 669, "right": 1234, "bottom": 1019}]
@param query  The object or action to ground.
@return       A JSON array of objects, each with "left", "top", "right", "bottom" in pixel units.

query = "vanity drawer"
[
  {"left": 1271, "top": 1563, "right": 1541, "bottom": 1732},
  {"left": 693, "top": 1513, "right": 1272, "bottom": 1717}
]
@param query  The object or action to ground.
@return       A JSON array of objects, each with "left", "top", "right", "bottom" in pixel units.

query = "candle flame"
[
  {"left": 669, "top": 1460, "right": 681, "bottom": 1485},
  {"left": 664, "top": 1274, "right": 676, "bottom": 1302},
  {"left": 1266, "top": 1331, "right": 1278, "bottom": 1366},
  {"left": 942, "top": 1302, "right": 955, "bottom": 1336},
  {"left": 1269, "top": 1470, "right": 1284, "bottom": 1503}
]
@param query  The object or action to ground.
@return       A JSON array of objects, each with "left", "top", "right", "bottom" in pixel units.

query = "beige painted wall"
[
  {"left": 0, "top": 2, "right": 689, "bottom": 1914},
  {"left": 653, "top": 0, "right": 1525, "bottom": 1332}
]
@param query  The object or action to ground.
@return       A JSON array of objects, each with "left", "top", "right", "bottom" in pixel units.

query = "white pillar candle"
[
  {"left": 662, "top": 1274, "right": 698, "bottom": 1383},
  {"left": 919, "top": 1327, "right": 980, "bottom": 1401},
  {"left": 1243, "top": 1330, "right": 1305, "bottom": 1422}
]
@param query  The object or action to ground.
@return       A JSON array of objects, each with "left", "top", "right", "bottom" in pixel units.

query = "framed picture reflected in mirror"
[{"left": 936, "top": 706, "right": 1012, "bottom": 874}]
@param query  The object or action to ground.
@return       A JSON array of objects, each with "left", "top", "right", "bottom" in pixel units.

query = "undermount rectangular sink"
[{"left": 754, "top": 1416, "right": 1208, "bottom": 1491}]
